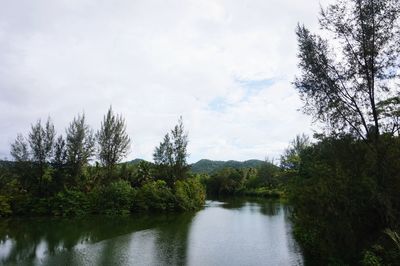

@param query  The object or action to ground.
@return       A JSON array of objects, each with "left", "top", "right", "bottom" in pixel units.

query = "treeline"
[
  {"left": 201, "top": 135, "right": 312, "bottom": 199},
  {"left": 289, "top": 0, "right": 400, "bottom": 265},
  {"left": 0, "top": 109, "right": 205, "bottom": 216},
  {"left": 203, "top": 161, "right": 284, "bottom": 198}
]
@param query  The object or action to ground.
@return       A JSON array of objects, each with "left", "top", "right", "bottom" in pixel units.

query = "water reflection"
[
  {"left": 0, "top": 198, "right": 303, "bottom": 266},
  {"left": 0, "top": 213, "right": 194, "bottom": 265}
]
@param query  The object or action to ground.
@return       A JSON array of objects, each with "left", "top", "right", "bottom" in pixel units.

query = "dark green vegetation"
[
  {"left": 203, "top": 161, "right": 285, "bottom": 198},
  {"left": 190, "top": 159, "right": 264, "bottom": 174},
  {"left": 290, "top": 0, "right": 400, "bottom": 265},
  {"left": 0, "top": 109, "right": 205, "bottom": 217},
  {"left": 127, "top": 158, "right": 285, "bottom": 198}
]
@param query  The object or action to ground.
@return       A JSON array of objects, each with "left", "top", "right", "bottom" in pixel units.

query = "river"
[{"left": 0, "top": 198, "right": 304, "bottom": 265}]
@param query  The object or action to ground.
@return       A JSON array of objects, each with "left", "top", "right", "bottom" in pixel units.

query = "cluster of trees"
[
  {"left": 153, "top": 117, "right": 190, "bottom": 185},
  {"left": 288, "top": 0, "right": 400, "bottom": 265},
  {"left": 203, "top": 162, "right": 283, "bottom": 198},
  {"left": 0, "top": 110, "right": 205, "bottom": 216},
  {"left": 9, "top": 107, "right": 130, "bottom": 195}
]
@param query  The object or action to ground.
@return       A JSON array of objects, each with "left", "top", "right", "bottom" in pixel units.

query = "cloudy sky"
[{"left": 0, "top": 0, "right": 330, "bottom": 163}]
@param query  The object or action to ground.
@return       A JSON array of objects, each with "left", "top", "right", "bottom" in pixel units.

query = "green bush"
[
  {"left": 134, "top": 180, "right": 175, "bottom": 211},
  {"left": 362, "top": 251, "right": 382, "bottom": 266},
  {"left": 10, "top": 194, "right": 32, "bottom": 215},
  {"left": 92, "top": 180, "right": 135, "bottom": 215},
  {"left": 288, "top": 136, "right": 400, "bottom": 264},
  {"left": 10, "top": 194, "right": 50, "bottom": 216},
  {"left": 0, "top": 195, "right": 12, "bottom": 217},
  {"left": 174, "top": 179, "right": 205, "bottom": 211},
  {"left": 31, "top": 198, "right": 51, "bottom": 216},
  {"left": 51, "top": 189, "right": 90, "bottom": 216}
]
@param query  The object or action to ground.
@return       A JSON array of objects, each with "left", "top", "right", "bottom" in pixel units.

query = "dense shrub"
[
  {"left": 288, "top": 136, "right": 400, "bottom": 264},
  {"left": 92, "top": 180, "right": 136, "bottom": 215},
  {"left": 134, "top": 180, "right": 175, "bottom": 211},
  {"left": 174, "top": 179, "right": 205, "bottom": 211},
  {"left": 51, "top": 189, "right": 90, "bottom": 216},
  {"left": 10, "top": 194, "right": 51, "bottom": 216},
  {"left": 9, "top": 194, "right": 32, "bottom": 215},
  {"left": 0, "top": 195, "right": 12, "bottom": 217},
  {"left": 205, "top": 168, "right": 244, "bottom": 196}
]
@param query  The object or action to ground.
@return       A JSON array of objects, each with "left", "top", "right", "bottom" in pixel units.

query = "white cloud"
[{"left": 0, "top": 0, "right": 330, "bottom": 162}]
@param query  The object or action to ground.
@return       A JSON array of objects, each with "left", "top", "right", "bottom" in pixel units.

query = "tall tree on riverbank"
[
  {"left": 29, "top": 118, "right": 55, "bottom": 195},
  {"left": 295, "top": 0, "right": 400, "bottom": 142},
  {"left": 153, "top": 117, "right": 189, "bottom": 184},
  {"left": 29, "top": 118, "right": 56, "bottom": 165},
  {"left": 10, "top": 118, "right": 56, "bottom": 195},
  {"left": 66, "top": 113, "right": 95, "bottom": 184},
  {"left": 97, "top": 107, "right": 131, "bottom": 178},
  {"left": 291, "top": 1, "right": 400, "bottom": 263},
  {"left": 10, "top": 134, "right": 29, "bottom": 162}
]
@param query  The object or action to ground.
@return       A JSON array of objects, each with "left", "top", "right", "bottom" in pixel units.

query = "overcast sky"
[{"left": 0, "top": 0, "right": 331, "bottom": 163}]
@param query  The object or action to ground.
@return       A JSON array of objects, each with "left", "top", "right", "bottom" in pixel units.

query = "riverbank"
[{"left": 1, "top": 179, "right": 205, "bottom": 217}]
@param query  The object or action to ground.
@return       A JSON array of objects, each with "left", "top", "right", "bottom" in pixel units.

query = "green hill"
[
  {"left": 190, "top": 159, "right": 265, "bottom": 174},
  {"left": 124, "top": 158, "right": 266, "bottom": 174},
  {"left": 125, "top": 159, "right": 146, "bottom": 165}
]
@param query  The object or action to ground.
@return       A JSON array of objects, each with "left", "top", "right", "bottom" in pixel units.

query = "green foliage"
[
  {"left": 51, "top": 189, "right": 90, "bottom": 216},
  {"left": 206, "top": 168, "right": 243, "bottom": 196},
  {"left": 174, "top": 179, "right": 206, "bottom": 211},
  {"left": 205, "top": 162, "right": 283, "bottom": 198},
  {"left": 248, "top": 162, "right": 280, "bottom": 189},
  {"left": 0, "top": 195, "right": 12, "bottom": 217},
  {"left": 28, "top": 118, "right": 55, "bottom": 165},
  {"left": 134, "top": 180, "right": 175, "bottom": 211},
  {"left": 153, "top": 117, "right": 189, "bottom": 184},
  {"left": 97, "top": 106, "right": 131, "bottom": 175},
  {"left": 92, "top": 180, "right": 135, "bottom": 215},
  {"left": 9, "top": 194, "right": 50, "bottom": 216},
  {"left": 4, "top": 110, "right": 208, "bottom": 218},
  {"left": 295, "top": 0, "right": 400, "bottom": 141},
  {"left": 66, "top": 113, "right": 95, "bottom": 183},
  {"left": 10, "top": 194, "right": 32, "bottom": 215},
  {"left": 280, "top": 134, "right": 310, "bottom": 173},
  {"left": 10, "top": 134, "right": 29, "bottom": 162},
  {"left": 288, "top": 136, "right": 400, "bottom": 264},
  {"left": 241, "top": 187, "right": 282, "bottom": 198},
  {"left": 30, "top": 197, "right": 51, "bottom": 216},
  {"left": 131, "top": 161, "right": 153, "bottom": 187},
  {"left": 362, "top": 251, "right": 382, "bottom": 266},
  {"left": 191, "top": 159, "right": 265, "bottom": 174}
]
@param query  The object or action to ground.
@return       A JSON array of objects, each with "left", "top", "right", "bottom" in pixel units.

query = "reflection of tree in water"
[
  {"left": 0, "top": 213, "right": 195, "bottom": 265},
  {"left": 258, "top": 200, "right": 280, "bottom": 216},
  {"left": 220, "top": 197, "right": 281, "bottom": 216},
  {"left": 93, "top": 213, "right": 195, "bottom": 266},
  {"left": 219, "top": 197, "right": 247, "bottom": 209},
  {"left": 153, "top": 213, "right": 194, "bottom": 266},
  {"left": 281, "top": 204, "right": 304, "bottom": 266}
]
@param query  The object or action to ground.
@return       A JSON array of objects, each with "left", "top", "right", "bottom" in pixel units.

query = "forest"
[
  {"left": 0, "top": 106, "right": 286, "bottom": 218},
  {"left": 0, "top": 110, "right": 205, "bottom": 216}
]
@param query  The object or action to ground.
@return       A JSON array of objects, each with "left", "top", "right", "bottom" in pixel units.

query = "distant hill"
[
  {"left": 125, "top": 158, "right": 267, "bottom": 174},
  {"left": 190, "top": 159, "right": 266, "bottom": 174},
  {"left": 0, "top": 160, "right": 14, "bottom": 167},
  {"left": 125, "top": 159, "right": 146, "bottom": 165},
  {"left": 2, "top": 158, "right": 265, "bottom": 174}
]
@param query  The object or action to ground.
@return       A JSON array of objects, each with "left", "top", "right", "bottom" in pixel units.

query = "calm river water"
[{"left": 0, "top": 198, "right": 304, "bottom": 266}]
